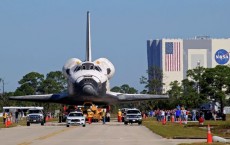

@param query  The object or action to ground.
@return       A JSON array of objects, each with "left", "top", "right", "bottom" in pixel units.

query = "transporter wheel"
[
  {"left": 138, "top": 121, "right": 142, "bottom": 125},
  {"left": 82, "top": 124, "right": 86, "bottom": 127},
  {"left": 41, "top": 122, "right": 44, "bottom": 126},
  {"left": 66, "top": 124, "right": 69, "bottom": 127},
  {"left": 124, "top": 121, "right": 128, "bottom": 125},
  {"left": 27, "top": 122, "right": 30, "bottom": 126}
]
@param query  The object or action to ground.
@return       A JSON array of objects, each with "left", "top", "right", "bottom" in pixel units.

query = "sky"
[{"left": 0, "top": 0, "right": 230, "bottom": 93}]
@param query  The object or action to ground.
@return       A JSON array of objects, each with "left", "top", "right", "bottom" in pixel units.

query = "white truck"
[
  {"left": 66, "top": 111, "right": 86, "bottom": 127},
  {"left": 26, "top": 107, "right": 44, "bottom": 126}
]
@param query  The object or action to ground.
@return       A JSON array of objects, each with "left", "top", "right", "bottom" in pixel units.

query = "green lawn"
[{"left": 143, "top": 118, "right": 230, "bottom": 145}]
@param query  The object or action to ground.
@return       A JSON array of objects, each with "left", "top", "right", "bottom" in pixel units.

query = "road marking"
[
  {"left": 36, "top": 128, "right": 71, "bottom": 140},
  {"left": 18, "top": 142, "right": 32, "bottom": 145},
  {"left": 17, "top": 127, "right": 72, "bottom": 145}
]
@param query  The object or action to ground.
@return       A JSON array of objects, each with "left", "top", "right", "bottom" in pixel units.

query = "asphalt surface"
[{"left": 0, "top": 121, "right": 207, "bottom": 145}]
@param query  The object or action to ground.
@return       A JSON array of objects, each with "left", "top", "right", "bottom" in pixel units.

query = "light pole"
[
  {"left": 0, "top": 78, "right": 4, "bottom": 95},
  {"left": 197, "top": 60, "right": 200, "bottom": 94}
]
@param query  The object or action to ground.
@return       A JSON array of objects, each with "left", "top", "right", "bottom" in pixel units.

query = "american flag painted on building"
[{"left": 165, "top": 42, "right": 181, "bottom": 72}]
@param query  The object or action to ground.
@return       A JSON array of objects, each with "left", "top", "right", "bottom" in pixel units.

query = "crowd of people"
[{"left": 141, "top": 105, "right": 222, "bottom": 124}]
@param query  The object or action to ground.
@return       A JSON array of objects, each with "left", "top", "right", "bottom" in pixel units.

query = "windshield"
[
  {"left": 29, "top": 110, "right": 42, "bottom": 114},
  {"left": 127, "top": 110, "right": 140, "bottom": 114},
  {"left": 69, "top": 113, "right": 83, "bottom": 117}
]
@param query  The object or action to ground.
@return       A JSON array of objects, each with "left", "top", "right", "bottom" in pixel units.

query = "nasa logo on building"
[{"left": 215, "top": 49, "right": 229, "bottom": 65}]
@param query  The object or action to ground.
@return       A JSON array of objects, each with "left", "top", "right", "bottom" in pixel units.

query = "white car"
[{"left": 66, "top": 111, "right": 86, "bottom": 127}]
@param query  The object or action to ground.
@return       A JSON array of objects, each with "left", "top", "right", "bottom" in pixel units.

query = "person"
[
  {"left": 102, "top": 109, "right": 106, "bottom": 124},
  {"left": 223, "top": 109, "right": 226, "bottom": 121},
  {"left": 106, "top": 112, "right": 110, "bottom": 122},
  {"left": 192, "top": 110, "right": 196, "bottom": 121},
  {"left": 117, "top": 109, "right": 122, "bottom": 122},
  {"left": 15, "top": 110, "right": 19, "bottom": 123},
  {"left": 3, "top": 112, "right": 7, "bottom": 124},
  {"left": 87, "top": 109, "right": 93, "bottom": 124},
  {"left": 212, "top": 111, "right": 217, "bottom": 121},
  {"left": 199, "top": 116, "right": 204, "bottom": 125},
  {"left": 175, "top": 108, "right": 181, "bottom": 122},
  {"left": 58, "top": 109, "right": 63, "bottom": 123}
]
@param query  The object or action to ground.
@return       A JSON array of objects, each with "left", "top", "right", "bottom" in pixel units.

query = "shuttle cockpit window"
[
  {"left": 95, "top": 66, "right": 102, "bottom": 72},
  {"left": 74, "top": 66, "right": 81, "bottom": 72},
  {"left": 90, "top": 65, "right": 94, "bottom": 70}
]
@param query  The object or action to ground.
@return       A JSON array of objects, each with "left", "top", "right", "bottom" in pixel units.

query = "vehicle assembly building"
[{"left": 147, "top": 37, "right": 230, "bottom": 92}]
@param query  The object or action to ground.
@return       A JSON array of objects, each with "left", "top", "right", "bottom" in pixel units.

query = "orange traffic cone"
[
  {"left": 171, "top": 115, "right": 174, "bottom": 123},
  {"left": 46, "top": 116, "right": 49, "bottom": 121},
  {"left": 207, "top": 124, "right": 213, "bottom": 143},
  {"left": 7, "top": 118, "right": 11, "bottom": 126},
  {"left": 162, "top": 116, "right": 166, "bottom": 125}
]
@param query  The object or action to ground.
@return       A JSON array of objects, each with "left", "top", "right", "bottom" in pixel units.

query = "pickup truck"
[
  {"left": 124, "top": 108, "right": 142, "bottom": 125},
  {"left": 66, "top": 111, "right": 86, "bottom": 127},
  {"left": 26, "top": 108, "right": 44, "bottom": 126}
]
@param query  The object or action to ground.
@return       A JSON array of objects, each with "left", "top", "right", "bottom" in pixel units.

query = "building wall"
[
  {"left": 162, "top": 39, "right": 183, "bottom": 92},
  {"left": 183, "top": 39, "right": 212, "bottom": 79},
  {"left": 211, "top": 39, "right": 230, "bottom": 67},
  {"left": 147, "top": 38, "right": 230, "bottom": 92}
]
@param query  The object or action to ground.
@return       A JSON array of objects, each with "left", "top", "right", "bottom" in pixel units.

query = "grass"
[
  {"left": 143, "top": 118, "right": 230, "bottom": 139},
  {"left": 143, "top": 118, "right": 207, "bottom": 139},
  {"left": 143, "top": 118, "right": 230, "bottom": 145},
  {"left": 179, "top": 143, "right": 227, "bottom": 145}
]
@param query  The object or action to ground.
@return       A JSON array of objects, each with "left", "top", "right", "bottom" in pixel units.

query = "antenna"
[{"left": 86, "top": 11, "right": 92, "bottom": 62}]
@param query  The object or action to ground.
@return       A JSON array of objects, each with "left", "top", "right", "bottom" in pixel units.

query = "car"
[
  {"left": 26, "top": 108, "right": 44, "bottom": 126},
  {"left": 124, "top": 108, "right": 142, "bottom": 125},
  {"left": 66, "top": 111, "right": 86, "bottom": 127}
]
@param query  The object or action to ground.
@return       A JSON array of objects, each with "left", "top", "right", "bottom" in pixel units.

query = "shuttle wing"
[
  {"left": 107, "top": 91, "right": 169, "bottom": 102},
  {"left": 9, "top": 93, "right": 69, "bottom": 103}
]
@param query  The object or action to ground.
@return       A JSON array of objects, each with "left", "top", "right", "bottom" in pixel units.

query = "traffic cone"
[
  {"left": 7, "top": 118, "right": 11, "bottom": 126},
  {"left": 162, "top": 116, "right": 166, "bottom": 125},
  {"left": 46, "top": 116, "right": 49, "bottom": 121},
  {"left": 207, "top": 124, "right": 213, "bottom": 143},
  {"left": 171, "top": 115, "right": 174, "bottom": 123}
]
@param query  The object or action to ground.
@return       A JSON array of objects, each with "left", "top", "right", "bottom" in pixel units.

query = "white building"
[{"left": 147, "top": 37, "right": 230, "bottom": 92}]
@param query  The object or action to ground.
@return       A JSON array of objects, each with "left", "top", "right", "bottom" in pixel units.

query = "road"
[{"left": 0, "top": 121, "right": 206, "bottom": 145}]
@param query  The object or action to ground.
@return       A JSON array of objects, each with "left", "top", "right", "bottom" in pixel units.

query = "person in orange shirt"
[{"left": 117, "top": 109, "right": 122, "bottom": 122}]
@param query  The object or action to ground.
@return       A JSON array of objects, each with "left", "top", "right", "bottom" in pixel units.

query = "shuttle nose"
[{"left": 82, "top": 85, "right": 97, "bottom": 96}]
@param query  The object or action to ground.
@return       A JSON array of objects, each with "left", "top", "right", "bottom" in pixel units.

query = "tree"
[
  {"left": 16, "top": 72, "right": 44, "bottom": 95},
  {"left": 110, "top": 84, "right": 138, "bottom": 112},
  {"left": 140, "top": 66, "right": 164, "bottom": 94},
  {"left": 167, "top": 81, "right": 182, "bottom": 108},
  {"left": 201, "top": 65, "right": 230, "bottom": 116},
  {"left": 40, "top": 71, "right": 67, "bottom": 94}
]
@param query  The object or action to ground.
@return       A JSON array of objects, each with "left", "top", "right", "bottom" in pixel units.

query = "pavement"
[{"left": 0, "top": 120, "right": 224, "bottom": 145}]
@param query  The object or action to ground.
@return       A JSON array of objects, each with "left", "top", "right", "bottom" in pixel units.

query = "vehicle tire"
[
  {"left": 83, "top": 124, "right": 86, "bottom": 127},
  {"left": 66, "top": 124, "right": 69, "bottom": 127},
  {"left": 138, "top": 121, "right": 142, "bottom": 125},
  {"left": 124, "top": 121, "right": 128, "bottom": 125},
  {"left": 27, "top": 122, "right": 30, "bottom": 126},
  {"left": 41, "top": 122, "right": 44, "bottom": 126}
]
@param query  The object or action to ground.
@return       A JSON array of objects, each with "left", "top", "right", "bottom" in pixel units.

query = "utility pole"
[
  {"left": 0, "top": 78, "right": 4, "bottom": 95},
  {"left": 197, "top": 60, "right": 200, "bottom": 94}
]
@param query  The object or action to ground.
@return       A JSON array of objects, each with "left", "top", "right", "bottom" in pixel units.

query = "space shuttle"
[{"left": 9, "top": 12, "right": 168, "bottom": 105}]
